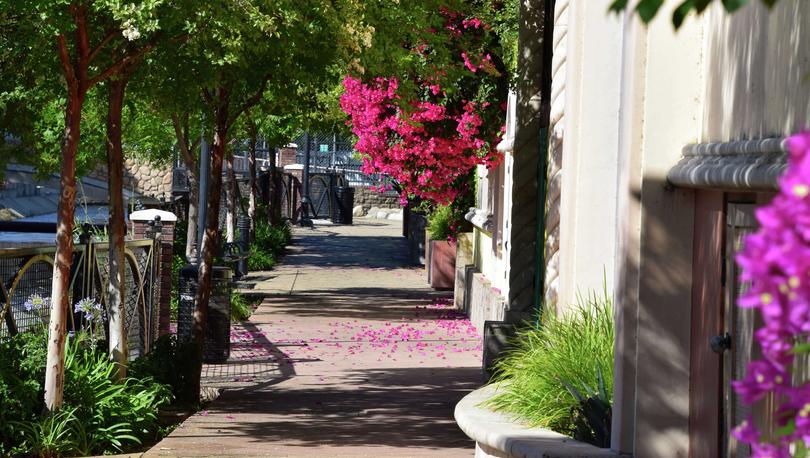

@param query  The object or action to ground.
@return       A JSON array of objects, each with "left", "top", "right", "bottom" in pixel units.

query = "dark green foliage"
[
  {"left": 0, "top": 331, "right": 47, "bottom": 454},
  {"left": 170, "top": 219, "right": 189, "bottom": 321},
  {"left": 0, "top": 331, "right": 173, "bottom": 456},
  {"left": 170, "top": 254, "right": 186, "bottom": 321},
  {"left": 248, "top": 221, "right": 291, "bottom": 271},
  {"left": 610, "top": 0, "right": 781, "bottom": 28},
  {"left": 230, "top": 291, "right": 254, "bottom": 322},
  {"left": 129, "top": 334, "right": 200, "bottom": 408},
  {"left": 560, "top": 364, "right": 612, "bottom": 447}
]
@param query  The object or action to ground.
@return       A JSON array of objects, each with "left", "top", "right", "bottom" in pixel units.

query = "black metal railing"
[{"left": 0, "top": 230, "right": 163, "bottom": 359}]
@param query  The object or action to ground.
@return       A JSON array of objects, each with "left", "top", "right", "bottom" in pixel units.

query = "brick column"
[
  {"left": 277, "top": 146, "right": 298, "bottom": 168},
  {"left": 130, "top": 209, "right": 177, "bottom": 337}
]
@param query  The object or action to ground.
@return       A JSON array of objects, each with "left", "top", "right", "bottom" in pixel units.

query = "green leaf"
[
  {"left": 791, "top": 342, "right": 810, "bottom": 354},
  {"left": 721, "top": 0, "right": 750, "bottom": 11},
  {"left": 609, "top": 0, "right": 630, "bottom": 13},
  {"left": 636, "top": 0, "right": 666, "bottom": 22},
  {"left": 774, "top": 418, "right": 796, "bottom": 437},
  {"left": 673, "top": 0, "right": 696, "bottom": 28}
]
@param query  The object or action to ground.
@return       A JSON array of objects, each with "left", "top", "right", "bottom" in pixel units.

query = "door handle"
[{"left": 710, "top": 332, "right": 732, "bottom": 354}]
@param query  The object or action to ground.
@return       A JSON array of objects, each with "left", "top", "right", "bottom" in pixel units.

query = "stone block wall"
[
  {"left": 353, "top": 186, "right": 401, "bottom": 211},
  {"left": 90, "top": 158, "right": 173, "bottom": 200},
  {"left": 467, "top": 272, "right": 508, "bottom": 335},
  {"left": 454, "top": 233, "right": 474, "bottom": 310}
]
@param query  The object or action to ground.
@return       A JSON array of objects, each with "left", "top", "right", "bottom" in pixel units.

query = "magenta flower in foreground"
[{"left": 733, "top": 132, "right": 810, "bottom": 453}]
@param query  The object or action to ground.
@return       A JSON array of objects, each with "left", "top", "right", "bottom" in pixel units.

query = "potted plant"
[{"left": 427, "top": 205, "right": 457, "bottom": 290}]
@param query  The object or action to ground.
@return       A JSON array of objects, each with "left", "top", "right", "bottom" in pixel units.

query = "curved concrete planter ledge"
[{"left": 455, "top": 385, "right": 621, "bottom": 458}]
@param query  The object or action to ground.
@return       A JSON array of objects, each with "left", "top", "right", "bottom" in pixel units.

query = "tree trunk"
[
  {"left": 191, "top": 89, "right": 229, "bottom": 399},
  {"left": 225, "top": 155, "right": 236, "bottom": 243},
  {"left": 105, "top": 77, "right": 129, "bottom": 379},
  {"left": 44, "top": 91, "right": 83, "bottom": 413},
  {"left": 172, "top": 112, "right": 201, "bottom": 261},
  {"left": 248, "top": 132, "right": 257, "bottom": 234}
]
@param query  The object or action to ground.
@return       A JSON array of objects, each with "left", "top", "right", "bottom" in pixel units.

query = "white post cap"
[{"left": 129, "top": 209, "right": 178, "bottom": 223}]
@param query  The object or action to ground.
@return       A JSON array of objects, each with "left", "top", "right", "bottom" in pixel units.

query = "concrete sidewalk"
[{"left": 147, "top": 219, "right": 485, "bottom": 457}]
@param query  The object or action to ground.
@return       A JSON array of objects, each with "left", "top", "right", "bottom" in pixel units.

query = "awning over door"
[{"left": 667, "top": 138, "right": 787, "bottom": 191}]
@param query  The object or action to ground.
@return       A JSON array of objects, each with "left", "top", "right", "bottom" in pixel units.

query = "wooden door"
[
  {"left": 689, "top": 190, "right": 724, "bottom": 457},
  {"left": 689, "top": 197, "right": 759, "bottom": 457},
  {"left": 722, "top": 203, "right": 758, "bottom": 458}
]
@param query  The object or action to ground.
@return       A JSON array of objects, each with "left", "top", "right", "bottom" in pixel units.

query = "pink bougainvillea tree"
[
  {"left": 340, "top": 6, "right": 508, "bottom": 213},
  {"left": 733, "top": 131, "right": 810, "bottom": 456}
]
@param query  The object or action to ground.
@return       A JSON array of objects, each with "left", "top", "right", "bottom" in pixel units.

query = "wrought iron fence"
[
  {"left": 295, "top": 132, "right": 389, "bottom": 187},
  {"left": 0, "top": 236, "right": 162, "bottom": 359}
]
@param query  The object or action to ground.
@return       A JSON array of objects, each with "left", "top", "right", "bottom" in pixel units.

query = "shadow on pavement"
[{"left": 184, "top": 366, "right": 485, "bottom": 450}]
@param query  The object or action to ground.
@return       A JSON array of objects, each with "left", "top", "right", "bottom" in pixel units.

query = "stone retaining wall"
[
  {"left": 89, "top": 158, "right": 173, "bottom": 199},
  {"left": 353, "top": 186, "right": 400, "bottom": 211}
]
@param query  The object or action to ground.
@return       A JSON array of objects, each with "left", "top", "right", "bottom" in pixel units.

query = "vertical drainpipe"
[{"left": 534, "top": 0, "right": 556, "bottom": 315}]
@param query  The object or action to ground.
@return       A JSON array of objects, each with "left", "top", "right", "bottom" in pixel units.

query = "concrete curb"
[{"left": 454, "top": 384, "right": 621, "bottom": 458}]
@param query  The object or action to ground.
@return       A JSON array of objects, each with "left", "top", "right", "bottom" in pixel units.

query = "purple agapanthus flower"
[
  {"left": 74, "top": 297, "right": 104, "bottom": 322},
  {"left": 23, "top": 293, "right": 49, "bottom": 312}
]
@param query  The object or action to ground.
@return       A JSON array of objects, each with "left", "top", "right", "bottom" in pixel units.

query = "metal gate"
[{"left": 295, "top": 132, "right": 390, "bottom": 187}]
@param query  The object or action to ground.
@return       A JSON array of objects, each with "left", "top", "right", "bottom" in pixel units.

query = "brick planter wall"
[{"left": 429, "top": 240, "right": 456, "bottom": 290}]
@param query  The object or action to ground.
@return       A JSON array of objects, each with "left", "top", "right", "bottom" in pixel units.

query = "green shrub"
[
  {"left": 427, "top": 205, "right": 453, "bottom": 240},
  {"left": 9, "top": 407, "right": 82, "bottom": 458},
  {"left": 63, "top": 334, "right": 172, "bottom": 454},
  {"left": 129, "top": 334, "right": 199, "bottom": 408},
  {"left": 247, "top": 244, "right": 276, "bottom": 271},
  {"left": 230, "top": 291, "right": 253, "bottom": 321},
  {"left": 253, "top": 221, "right": 291, "bottom": 255},
  {"left": 1, "top": 331, "right": 174, "bottom": 456},
  {"left": 248, "top": 221, "right": 290, "bottom": 271},
  {"left": 0, "top": 331, "right": 47, "bottom": 454},
  {"left": 486, "top": 290, "right": 614, "bottom": 446}
]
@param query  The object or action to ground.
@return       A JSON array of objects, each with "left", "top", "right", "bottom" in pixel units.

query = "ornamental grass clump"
[{"left": 486, "top": 291, "right": 614, "bottom": 444}]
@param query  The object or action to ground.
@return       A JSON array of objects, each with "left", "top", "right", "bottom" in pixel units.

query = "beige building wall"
[
  {"left": 702, "top": 1, "right": 810, "bottom": 142},
  {"left": 609, "top": 2, "right": 810, "bottom": 454},
  {"left": 607, "top": 1, "right": 704, "bottom": 455},
  {"left": 557, "top": 0, "right": 623, "bottom": 314}
]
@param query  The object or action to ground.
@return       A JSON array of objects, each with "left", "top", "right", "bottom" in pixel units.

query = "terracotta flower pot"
[{"left": 430, "top": 239, "right": 457, "bottom": 290}]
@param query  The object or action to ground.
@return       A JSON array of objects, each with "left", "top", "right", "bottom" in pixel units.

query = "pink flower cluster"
[
  {"left": 732, "top": 132, "right": 810, "bottom": 455},
  {"left": 340, "top": 10, "right": 505, "bottom": 207},
  {"left": 340, "top": 76, "right": 501, "bottom": 205}
]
